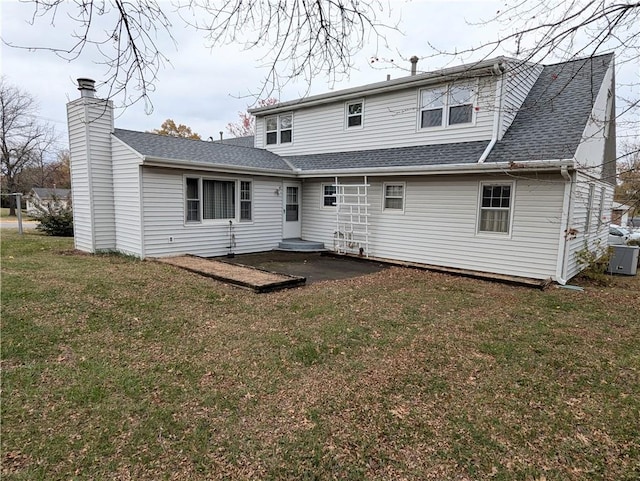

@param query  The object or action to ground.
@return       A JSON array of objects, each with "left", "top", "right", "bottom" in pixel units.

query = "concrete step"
[{"left": 277, "top": 238, "right": 326, "bottom": 252}]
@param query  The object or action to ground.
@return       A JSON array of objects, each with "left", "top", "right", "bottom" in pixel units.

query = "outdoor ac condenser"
[{"left": 607, "top": 245, "right": 639, "bottom": 276}]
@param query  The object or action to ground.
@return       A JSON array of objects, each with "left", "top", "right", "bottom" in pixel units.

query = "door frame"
[{"left": 283, "top": 181, "right": 302, "bottom": 239}]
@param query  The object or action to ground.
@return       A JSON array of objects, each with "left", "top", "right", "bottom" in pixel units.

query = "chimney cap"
[
  {"left": 409, "top": 56, "right": 419, "bottom": 76},
  {"left": 77, "top": 78, "right": 96, "bottom": 98}
]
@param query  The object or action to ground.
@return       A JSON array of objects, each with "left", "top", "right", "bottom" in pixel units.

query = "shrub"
[
  {"left": 32, "top": 196, "right": 74, "bottom": 237},
  {"left": 576, "top": 241, "right": 611, "bottom": 284}
]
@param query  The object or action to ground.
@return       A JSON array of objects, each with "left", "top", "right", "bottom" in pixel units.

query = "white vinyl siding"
[
  {"left": 500, "top": 63, "right": 543, "bottom": 139},
  {"left": 142, "top": 168, "right": 282, "bottom": 258},
  {"left": 564, "top": 172, "right": 612, "bottom": 280},
  {"left": 67, "top": 102, "right": 93, "bottom": 252},
  {"left": 573, "top": 60, "right": 615, "bottom": 179},
  {"left": 111, "top": 138, "right": 143, "bottom": 256},
  {"left": 256, "top": 77, "right": 495, "bottom": 155},
  {"left": 66, "top": 98, "right": 116, "bottom": 252},
  {"left": 302, "top": 174, "right": 567, "bottom": 281}
]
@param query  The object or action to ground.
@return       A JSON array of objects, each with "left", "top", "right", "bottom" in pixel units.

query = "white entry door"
[{"left": 283, "top": 182, "right": 301, "bottom": 239}]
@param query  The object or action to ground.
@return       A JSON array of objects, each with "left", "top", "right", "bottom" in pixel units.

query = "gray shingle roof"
[
  {"left": 214, "top": 136, "right": 255, "bottom": 148},
  {"left": 112, "top": 54, "right": 611, "bottom": 174},
  {"left": 486, "top": 53, "right": 613, "bottom": 163},
  {"left": 31, "top": 187, "right": 71, "bottom": 199},
  {"left": 113, "top": 129, "right": 292, "bottom": 172},
  {"left": 285, "top": 141, "right": 490, "bottom": 171}
]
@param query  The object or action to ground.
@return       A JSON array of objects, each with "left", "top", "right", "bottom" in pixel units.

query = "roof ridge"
[
  {"left": 114, "top": 128, "right": 262, "bottom": 151},
  {"left": 542, "top": 52, "right": 614, "bottom": 68}
]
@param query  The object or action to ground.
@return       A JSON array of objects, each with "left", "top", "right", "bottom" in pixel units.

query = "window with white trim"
[
  {"left": 322, "top": 184, "right": 337, "bottom": 207},
  {"left": 383, "top": 183, "right": 405, "bottom": 211},
  {"left": 185, "top": 177, "right": 251, "bottom": 223},
  {"left": 478, "top": 183, "right": 513, "bottom": 234},
  {"left": 266, "top": 113, "right": 293, "bottom": 145},
  {"left": 346, "top": 101, "right": 363, "bottom": 128},
  {"left": 240, "top": 181, "right": 252, "bottom": 221},
  {"left": 419, "top": 82, "right": 475, "bottom": 128},
  {"left": 186, "top": 177, "right": 200, "bottom": 222}
]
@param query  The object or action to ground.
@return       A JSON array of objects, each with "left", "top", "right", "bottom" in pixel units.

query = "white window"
[
  {"left": 448, "top": 84, "right": 474, "bottom": 125},
  {"left": 383, "top": 183, "right": 405, "bottom": 211},
  {"left": 478, "top": 183, "right": 513, "bottom": 234},
  {"left": 202, "top": 180, "right": 235, "bottom": 220},
  {"left": 420, "top": 82, "right": 475, "bottom": 128},
  {"left": 186, "top": 177, "right": 200, "bottom": 222},
  {"left": 585, "top": 184, "right": 595, "bottom": 233},
  {"left": 185, "top": 177, "right": 251, "bottom": 223},
  {"left": 266, "top": 113, "right": 293, "bottom": 145},
  {"left": 322, "top": 184, "right": 337, "bottom": 207},
  {"left": 419, "top": 87, "right": 446, "bottom": 128},
  {"left": 346, "top": 100, "right": 363, "bottom": 128},
  {"left": 240, "top": 181, "right": 252, "bottom": 221}
]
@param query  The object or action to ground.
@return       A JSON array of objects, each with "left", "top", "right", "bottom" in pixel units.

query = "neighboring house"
[
  {"left": 26, "top": 187, "right": 71, "bottom": 215},
  {"left": 611, "top": 201, "right": 631, "bottom": 227},
  {"left": 67, "top": 53, "right": 616, "bottom": 284}
]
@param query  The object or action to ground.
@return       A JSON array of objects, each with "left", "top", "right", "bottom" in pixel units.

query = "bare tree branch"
[{"left": 4, "top": 1, "right": 394, "bottom": 109}]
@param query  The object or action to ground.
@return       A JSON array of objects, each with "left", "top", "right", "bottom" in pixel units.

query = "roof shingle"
[
  {"left": 486, "top": 53, "right": 613, "bottom": 163},
  {"left": 113, "top": 130, "right": 292, "bottom": 172}
]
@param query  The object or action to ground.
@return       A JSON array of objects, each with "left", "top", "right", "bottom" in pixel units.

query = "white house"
[
  {"left": 26, "top": 187, "right": 71, "bottom": 216},
  {"left": 67, "top": 53, "right": 616, "bottom": 285}
]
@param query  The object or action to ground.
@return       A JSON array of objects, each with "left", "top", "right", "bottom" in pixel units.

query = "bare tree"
[
  {"left": 0, "top": 79, "right": 56, "bottom": 215},
  {"left": 5, "top": 1, "right": 392, "bottom": 111},
  {"left": 226, "top": 98, "right": 279, "bottom": 137},
  {"left": 615, "top": 141, "right": 640, "bottom": 216},
  {"left": 18, "top": 148, "right": 71, "bottom": 191}
]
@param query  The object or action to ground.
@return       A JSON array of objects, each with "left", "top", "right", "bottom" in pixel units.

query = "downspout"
[
  {"left": 478, "top": 62, "right": 506, "bottom": 163},
  {"left": 555, "top": 166, "right": 573, "bottom": 284}
]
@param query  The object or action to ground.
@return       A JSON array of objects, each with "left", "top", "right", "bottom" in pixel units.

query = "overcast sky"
[{"left": 1, "top": 0, "right": 637, "bottom": 153}]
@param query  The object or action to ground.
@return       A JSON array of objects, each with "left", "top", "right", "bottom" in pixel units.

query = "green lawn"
[
  {"left": 1, "top": 208, "right": 30, "bottom": 219},
  {"left": 2, "top": 231, "right": 639, "bottom": 480}
]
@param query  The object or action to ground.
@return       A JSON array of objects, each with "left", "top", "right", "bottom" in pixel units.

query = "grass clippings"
[{"left": 2, "top": 230, "right": 639, "bottom": 480}]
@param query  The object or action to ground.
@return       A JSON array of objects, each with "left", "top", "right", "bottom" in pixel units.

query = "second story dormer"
[{"left": 250, "top": 57, "right": 543, "bottom": 156}]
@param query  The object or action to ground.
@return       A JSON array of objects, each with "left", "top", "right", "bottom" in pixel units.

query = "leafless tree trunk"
[{"left": 0, "top": 79, "right": 56, "bottom": 216}]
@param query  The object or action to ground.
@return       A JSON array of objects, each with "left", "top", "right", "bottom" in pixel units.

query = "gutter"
[
  {"left": 297, "top": 159, "right": 574, "bottom": 178},
  {"left": 554, "top": 166, "right": 574, "bottom": 285},
  {"left": 142, "top": 156, "right": 297, "bottom": 177},
  {"left": 478, "top": 62, "right": 506, "bottom": 163},
  {"left": 250, "top": 59, "right": 509, "bottom": 115}
]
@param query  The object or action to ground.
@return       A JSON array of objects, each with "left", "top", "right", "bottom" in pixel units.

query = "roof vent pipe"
[
  {"left": 77, "top": 78, "right": 96, "bottom": 98},
  {"left": 410, "top": 56, "right": 419, "bottom": 76}
]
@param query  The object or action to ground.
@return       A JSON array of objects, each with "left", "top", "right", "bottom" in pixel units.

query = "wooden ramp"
[{"left": 155, "top": 255, "right": 306, "bottom": 293}]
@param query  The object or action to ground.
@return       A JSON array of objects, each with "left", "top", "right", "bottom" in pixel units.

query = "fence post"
[{"left": 15, "top": 193, "right": 24, "bottom": 235}]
